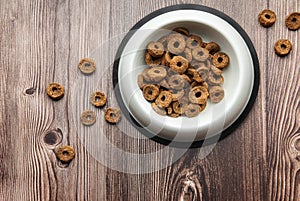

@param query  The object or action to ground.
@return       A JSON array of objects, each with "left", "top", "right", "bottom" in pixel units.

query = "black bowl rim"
[{"left": 112, "top": 4, "right": 260, "bottom": 148}]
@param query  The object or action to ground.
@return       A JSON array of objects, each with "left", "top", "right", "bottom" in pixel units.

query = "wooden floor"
[{"left": 0, "top": 0, "right": 299, "bottom": 200}]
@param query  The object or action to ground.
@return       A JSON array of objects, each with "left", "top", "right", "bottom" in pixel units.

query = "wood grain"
[{"left": 0, "top": 0, "right": 299, "bottom": 200}]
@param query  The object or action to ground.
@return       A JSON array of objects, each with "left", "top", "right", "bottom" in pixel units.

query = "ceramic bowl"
[{"left": 113, "top": 4, "right": 259, "bottom": 148}]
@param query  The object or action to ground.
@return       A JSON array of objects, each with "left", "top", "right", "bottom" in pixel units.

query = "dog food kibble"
[
  {"left": 78, "top": 58, "right": 96, "bottom": 74},
  {"left": 90, "top": 91, "right": 107, "bottom": 107},
  {"left": 173, "top": 27, "right": 190, "bottom": 36},
  {"left": 80, "top": 110, "right": 96, "bottom": 126},
  {"left": 137, "top": 27, "right": 229, "bottom": 118},
  {"left": 147, "top": 41, "right": 165, "bottom": 57},
  {"left": 104, "top": 107, "right": 121, "bottom": 124},
  {"left": 285, "top": 12, "right": 300, "bottom": 30},
  {"left": 212, "top": 52, "right": 230, "bottom": 69},
  {"left": 258, "top": 9, "right": 276, "bottom": 27},
  {"left": 274, "top": 39, "right": 292, "bottom": 56},
  {"left": 167, "top": 34, "right": 186, "bottom": 54},
  {"left": 209, "top": 86, "right": 225, "bottom": 103},
  {"left": 170, "top": 56, "right": 189, "bottom": 74},
  {"left": 186, "top": 35, "right": 203, "bottom": 49},
  {"left": 143, "top": 84, "right": 160, "bottom": 101},
  {"left": 46, "top": 83, "right": 65, "bottom": 100},
  {"left": 55, "top": 146, "right": 75, "bottom": 163}
]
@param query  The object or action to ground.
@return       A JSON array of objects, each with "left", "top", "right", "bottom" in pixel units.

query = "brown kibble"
[
  {"left": 207, "top": 72, "right": 224, "bottom": 85},
  {"left": 167, "top": 35, "right": 186, "bottom": 54},
  {"left": 81, "top": 110, "right": 96, "bottom": 126},
  {"left": 104, "top": 107, "right": 121, "bottom": 124},
  {"left": 169, "top": 56, "right": 189, "bottom": 74},
  {"left": 168, "top": 74, "right": 186, "bottom": 90},
  {"left": 55, "top": 146, "right": 75, "bottom": 163},
  {"left": 274, "top": 39, "right": 292, "bottom": 56},
  {"left": 192, "top": 47, "right": 210, "bottom": 62},
  {"left": 186, "top": 35, "right": 203, "bottom": 49},
  {"left": 285, "top": 12, "right": 300, "bottom": 30},
  {"left": 147, "top": 66, "right": 167, "bottom": 82},
  {"left": 209, "top": 86, "right": 225, "bottom": 103},
  {"left": 189, "top": 86, "right": 209, "bottom": 104},
  {"left": 258, "top": 9, "right": 276, "bottom": 27},
  {"left": 172, "top": 27, "right": 190, "bottom": 36},
  {"left": 90, "top": 91, "right": 107, "bottom": 107},
  {"left": 46, "top": 83, "right": 64, "bottom": 100},
  {"left": 212, "top": 52, "right": 230, "bottom": 69},
  {"left": 147, "top": 41, "right": 165, "bottom": 57},
  {"left": 205, "top": 42, "right": 220, "bottom": 55},
  {"left": 185, "top": 104, "right": 201, "bottom": 118},
  {"left": 78, "top": 58, "right": 96, "bottom": 74},
  {"left": 142, "top": 84, "right": 160, "bottom": 101},
  {"left": 155, "top": 90, "right": 173, "bottom": 108}
]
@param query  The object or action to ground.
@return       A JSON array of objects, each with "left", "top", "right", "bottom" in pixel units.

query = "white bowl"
[{"left": 113, "top": 5, "right": 259, "bottom": 147}]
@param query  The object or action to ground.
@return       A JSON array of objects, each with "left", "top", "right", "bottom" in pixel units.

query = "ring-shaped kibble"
[
  {"left": 258, "top": 9, "right": 276, "bottom": 27},
  {"left": 274, "top": 39, "right": 292, "bottom": 56},
  {"left": 207, "top": 72, "right": 224, "bottom": 85},
  {"left": 189, "top": 86, "right": 209, "bottom": 104},
  {"left": 90, "top": 91, "right": 107, "bottom": 107},
  {"left": 209, "top": 86, "right": 225, "bottom": 103},
  {"left": 182, "top": 48, "right": 193, "bottom": 62},
  {"left": 192, "top": 47, "right": 210, "bottom": 62},
  {"left": 172, "top": 27, "right": 190, "bottom": 36},
  {"left": 105, "top": 107, "right": 121, "bottom": 124},
  {"left": 78, "top": 58, "right": 96, "bottom": 74},
  {"left": 142, "top": 84, "right": 160, "bottom": 101},
  {"left": 80, "top": 110, "right": 96, "bottom": 126},
  {"left": 168, "top": 74, "right": 186, "bottom": 90},
  {"left": 186, "top": 35, "right": 203, "bottom": 49},
  {"left": 172, "top": 101, "right": 187, "bottom": 114},
  {"left": 147, "top": 66, "right": 167, "bottom": 82},
  {"left": 151, "top": 103, "right": 166, "bottom": 115},
  {"left": 205, "top": 42, "right": 220, "bottom": 55},
  {"left": 171, "top": 89, "right": 185, "bottom": 101},
  {"left": 155, "top": 90, "right": 173, "bottom": 108},
  {"left": 55, "top": 146, "right": 75, "bottom": 163},
  {"left": 212, "top": 52, "right": 230, "bottom": 69},
  {"left": 147, "top": 41, "right": 165, "bottom": 58},
  {"left": 187, "top": 68, "right": 203, "bottom": 83},
  {"left": 185, "top": 104, "right": 201, "bottom": 118},
  {"left": 145, "top": 51, "right": 162, "bottom": 67},
  {"left": 285, "top": 12, "right": 300, "bottom": 30},
  {"left": 169, "top": 56, "right": 189, "bottom": 74},
  {"left": 167, "top": 35, "right": 186, "bottom": 55},
  {"left": 197, "top": 66, "right": 210, "bottom": 81},
  {"left": 46, "top": 83, "right": 65, "bottom": 100}
]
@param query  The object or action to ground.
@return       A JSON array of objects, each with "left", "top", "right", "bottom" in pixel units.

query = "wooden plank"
[{"left": 266, "top": 1, "right": 300, "bottom": 201}]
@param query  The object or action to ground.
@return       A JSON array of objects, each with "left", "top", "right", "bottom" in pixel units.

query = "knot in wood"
[{"left": 43, "top": 128, "right": 63, "bottom": 148}]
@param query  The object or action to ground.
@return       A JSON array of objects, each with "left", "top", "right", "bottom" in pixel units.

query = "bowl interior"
[{"left": 117, "top": 10, "right": 254, "bottom": 142}]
